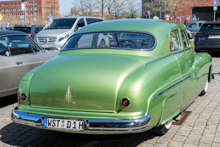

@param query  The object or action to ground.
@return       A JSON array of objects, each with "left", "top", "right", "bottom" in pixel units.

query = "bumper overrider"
[{"left": 11, "top": 107, "right": 151, "bottom": 133}]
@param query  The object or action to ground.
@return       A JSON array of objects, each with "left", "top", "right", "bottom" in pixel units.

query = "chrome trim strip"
[
  {"left": 152, "top": 75, "right": 192, "bottom": 100},
  {"left": 172, "top": 48, "right": 192, "bottom": 55},
  {"left": 145, "top": 54, "right": 172, "bottom": 66},
  {"left": 0, "top": 87, "right": 18, "bottom": 98},
  {"left": 11, "top": 107, "right": 151, "bottom": 133}
]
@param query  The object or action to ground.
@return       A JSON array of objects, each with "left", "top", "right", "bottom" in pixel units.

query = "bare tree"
[
  {"left": 144, "top": 0, "right": 196, "bottom": 21},
  {"left": 104, "top": 0, "right": 130, "bottom": 20}
]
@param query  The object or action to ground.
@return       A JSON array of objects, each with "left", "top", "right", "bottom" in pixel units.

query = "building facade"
[
  {"left": 0, "top": 0, "right": 60, "bottom": 25},
  {"left": 142, "top": 0, "right": 220, "bottom": 23}
]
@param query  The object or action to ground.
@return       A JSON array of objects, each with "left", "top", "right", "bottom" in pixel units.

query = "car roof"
[
  {"left": 53, "top": 16, "right": 104, "bottom": 20},
  {"left": 15, "top": 25, "right": 44, "bottom": 27},
  {"left": 203, "top": 21, "right": 220, "bottom": 25},
  {"left": 75, "top": 19, "right": 180, "bottom": 56},
  {"left": 0, "top": 30, "right": 27, "bottom": 36},
  {"left": 76, "top": 19, "right": 178, "bottom": 35}
]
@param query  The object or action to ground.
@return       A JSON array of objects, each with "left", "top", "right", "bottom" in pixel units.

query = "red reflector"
[
  {"left": 195, "top": 45, "right": 200, "bottom": 47},
  {"left": 28, "top": 34, "right": 33, "bottom": 38},
  {"left": 195, "top": 33, "right": 205, "bottom": 37},
  {"left": 19, "top": 93, "right": 27, "bottom": 101},
  {"left": 121, "top": 98, "right": 130, "bottom": 107}
]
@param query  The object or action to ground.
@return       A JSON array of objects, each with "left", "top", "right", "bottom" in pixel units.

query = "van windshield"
[{"left": 44, "top": 18, "right": 77, "bottom": 29}]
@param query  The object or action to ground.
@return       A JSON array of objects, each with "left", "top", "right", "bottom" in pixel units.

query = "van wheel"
[
  {"left": 151, "top": 120, "right": 172, "bottom": 135},
  {"left": 199, "top": 80, "right": 208, "bottom": 96}
]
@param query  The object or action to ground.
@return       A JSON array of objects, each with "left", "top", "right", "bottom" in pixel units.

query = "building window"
[
  {"left": 14, "top": 13, "right": 17, "bottom": 16},
  {"left": 34, "top": 7, "right": 37, "bottom": 10},
  {"left": 34, "top": 13, "right": 37, "bottom": 16},
  {"left": 30, "top": 13, "right": 33, "bottom": 16},
  {"left": 26, "top": 8, "right": 29, "bottom": 11},
  {"left": 6, "top": 9, "right": 8, "bottom": 12},
  {"left": 44, "top": 12, "right": 47, "bottom": 16},
  {"left": 18, "top": 13, "right": 21, "bottom": 16},
  {"left": 2, "top": 9, "right": 4, "bottom": 12},
  {"left": 10, "top": 13, "right": 13, "bottom": 16},
  {"left": 18, "top": 8, "right": 20, "bottom": 11},
  {"left": 30, "top": 8, "right": 33, "bottom": 10},
  {"left": 10, "top": 8, "right": 12, "bottom": 11},
  {"left": 14, "top": 8, "right": 16, "bottom": 11}
]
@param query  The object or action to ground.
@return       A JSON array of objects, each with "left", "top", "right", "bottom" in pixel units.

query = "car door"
[
  {"left": 170, "top": 29, "right": 195, "bottom": 109},
  {"left": 3, "top": 35, "right": 52, "bottom": 87},
  {"left": 0, "top": 37, "right": 16, "bottom": 94}
]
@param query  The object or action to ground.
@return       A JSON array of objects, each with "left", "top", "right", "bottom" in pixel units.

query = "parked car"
[
  {"left": 186, "top": 21, "right": 206, "bottom": 38},
  {"left": 35, "top": 16, "right": 104, "bottom": 50},
  {"left": 194, "top": 21, "right": 220, "bottom": 54},
  {"left": 13, "top": 25, "right": 44, "bottom": 38},
  {"left": 187, "top": 30, "right": 192, "bottom": 39},
  {"left": 0, "top": 31, "right": 58, "bottom": 98},
  {"left": 12, "top": 19, "right": 212, "bottom": 135}
]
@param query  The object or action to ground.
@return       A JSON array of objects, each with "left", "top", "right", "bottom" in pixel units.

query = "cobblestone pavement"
[{"left": 0, "top": 58, "right": 220, "bottom": 147}]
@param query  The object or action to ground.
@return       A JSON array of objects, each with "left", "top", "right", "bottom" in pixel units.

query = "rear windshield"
[
  {"left": 13, "top": 27, "right": 31, "bottom": 33},
  {"left": 62, "top": 32, "right": 155, "bottom": 51},
  {"left": 200, "top": 24, "right": 220, "bottom": 31},
  {"left": 44, "top": 18, "right": 77, "bottom": 29}
]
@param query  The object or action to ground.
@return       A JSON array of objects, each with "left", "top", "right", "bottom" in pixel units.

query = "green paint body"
[{"left": 17, "top": 19, "right": 212, "bottom": 134}]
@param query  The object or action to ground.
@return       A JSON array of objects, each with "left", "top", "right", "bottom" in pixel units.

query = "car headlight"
[{"left": 58, "top": 34, "right": 69, "bottom": 42}]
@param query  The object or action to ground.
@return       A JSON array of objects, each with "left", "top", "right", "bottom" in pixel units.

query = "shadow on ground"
[
  {"left": 0, "top": 94, "right": 17, "bottom": 108},
  {"left": 0, "top": 123, "right": 156, "bottom": 147}
]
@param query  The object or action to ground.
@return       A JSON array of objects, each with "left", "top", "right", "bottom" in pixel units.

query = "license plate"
[
  {"left": 43, "top": 118, "right": 84, "bottom": 130},
  {"left": 208, "top": 35, "right": 220, "bottom": 39}
]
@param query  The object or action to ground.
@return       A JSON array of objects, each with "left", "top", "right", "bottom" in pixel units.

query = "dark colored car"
[
  {"left": 13, "top": 25, "right": 44, "bottom": 38},
  {"left": 195, "top": 21, "right": 220, "bottom": 53}
]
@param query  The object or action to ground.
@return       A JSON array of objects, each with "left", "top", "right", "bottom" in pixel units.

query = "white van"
[{"left": 35, "top": 16, "right": 104, "bottom": 50}]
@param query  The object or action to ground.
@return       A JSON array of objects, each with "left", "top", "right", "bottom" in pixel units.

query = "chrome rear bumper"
[{"left": 11, "top": 107, "right": 151, "bottom": 133}]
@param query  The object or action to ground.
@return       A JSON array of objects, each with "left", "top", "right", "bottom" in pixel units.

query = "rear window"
[
  {"left": 200, "top": 24, "right": 220, "bottom": 31},
  {"left": 13, "top": 27, "right": 31, "bottom": 33},
  {"left": 62, "top": 31, "right": 155, "bottom": 51}
]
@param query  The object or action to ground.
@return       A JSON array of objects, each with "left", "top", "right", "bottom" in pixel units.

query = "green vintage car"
[{"left": 11, "top": 19, "right": 212, "bottom": 135}]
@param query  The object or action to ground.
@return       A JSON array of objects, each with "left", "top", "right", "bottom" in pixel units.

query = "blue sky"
[{"left": 59, "top": 0, "right": 72, "bottom": 15}]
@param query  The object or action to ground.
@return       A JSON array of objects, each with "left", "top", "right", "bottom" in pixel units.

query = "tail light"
[
  {"left": 121, "top": 98, "right": 130, "bottom": 107},
  {"left": 19, "top": 93, "right": 27, "bottom": 101},
  {"left": 195, "top": 45, "right": 200, "bottom": 47},
  {"left": 195, "top": 33, "right": 205, "bottom": 37},
  {"left": 28, "top": 34, "right": 33, "bottom": 38}
]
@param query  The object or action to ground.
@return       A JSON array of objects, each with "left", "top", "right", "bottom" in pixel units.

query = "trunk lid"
[{"left": 29, "top": 52, "right": 154, "bottom": 112}]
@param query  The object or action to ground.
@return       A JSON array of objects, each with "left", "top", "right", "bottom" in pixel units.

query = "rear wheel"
[
  {"left": 151, "top": 120, "right": 172, "bottom": 135},
  {"left": 199, "top": 80, "right": 208, "bottom": 96}
]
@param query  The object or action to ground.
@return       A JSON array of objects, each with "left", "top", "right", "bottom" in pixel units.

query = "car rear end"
[
  {"left": 13, "top": 26, "right": 32, "bottom": 37},
  {"left": 195, "top": 22, "right": 220, "bottom": 53}
]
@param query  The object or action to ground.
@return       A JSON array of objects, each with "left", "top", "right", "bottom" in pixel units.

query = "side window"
[
  {"left": 27, "top": 36, "right": 41, "bottom": 52},
  {"left": 35, "top": 27, "right": 41, "bottom": 33},
  {"left": 77, "top": 19, "right": 85, "bottom": 28},
  {"left": 181, "top": 30, "right": 189, "bottom": 48},
  {"left": 75, "top": 19, "right": 85, "bottom": 32},
  {"left": 86, "top": 18, "right": 103, "bottom": 25},
  {"left": 199, "top": 23, "right": 203, "bottom": 27},
  {"left": 188, "top": 23, "right": 196, "bottom": 28},
  {"left": 170, "top": 29, "right": 181, "bottom": 51},
  {"left": 4, "top": 35, "right": 33, "bottom": 56},
  {"left": 0, "top": 37, "right": 10, "bottom": 56}
]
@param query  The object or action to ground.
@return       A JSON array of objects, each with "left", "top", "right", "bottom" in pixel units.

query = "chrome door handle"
[{"left": 16, "top": 61, "right": 22, "bottom": 65}]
